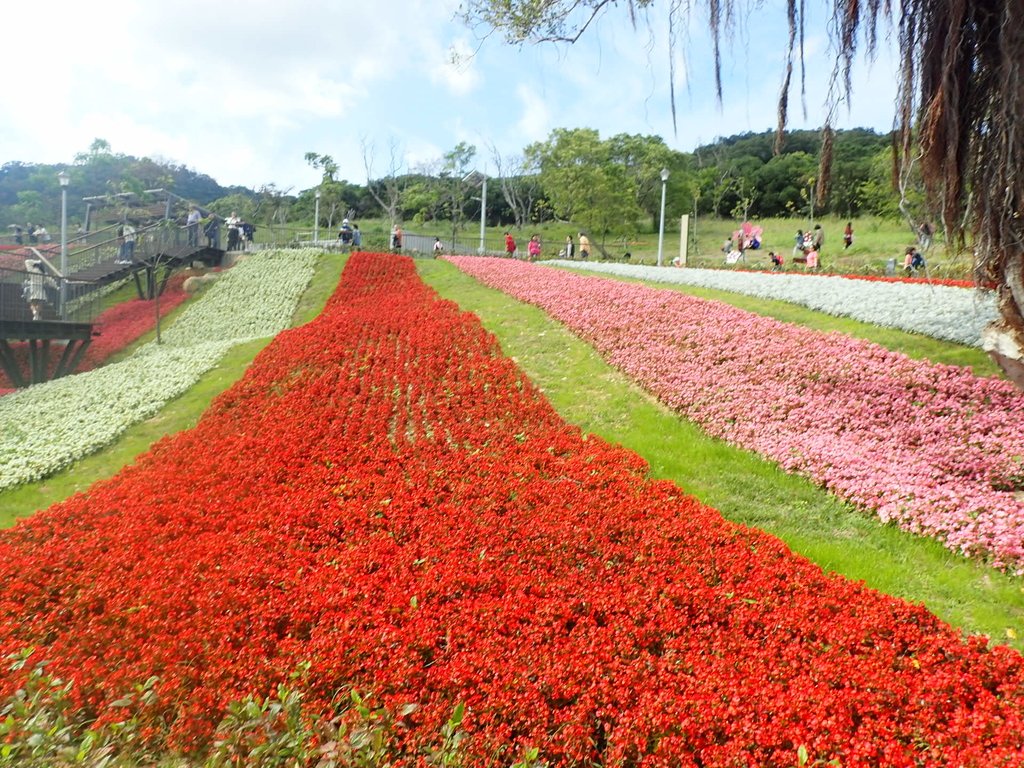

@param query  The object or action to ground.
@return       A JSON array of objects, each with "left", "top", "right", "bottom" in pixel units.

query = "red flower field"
[{"left": 0, "top": 253, "right": 1022, "bottom": 765}]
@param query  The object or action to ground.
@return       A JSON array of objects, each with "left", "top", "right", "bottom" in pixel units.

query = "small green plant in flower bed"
[{"left": 0, "top": 652, "right": 470, "bottom": 768}]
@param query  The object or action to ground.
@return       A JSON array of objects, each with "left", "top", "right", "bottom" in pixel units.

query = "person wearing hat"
[
  {"left": 339, "top": 218, "right": 353, "bottom": 248},
  {"left": 22, "top": 259, "right": 52, "bottom": 320}
]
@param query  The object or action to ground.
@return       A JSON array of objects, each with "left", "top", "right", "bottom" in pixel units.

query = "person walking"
[
  {"left": 504, "top": 231, "right": 517, "bottom": 258},
  {"left": 578, "top": 232, "right": 590, "bottom": 260},
  {"left": 22, "top": 259, "right": 53, "bottom": 320},
  {"left": 528, "top": 234, "right": 542, "bottom": 261},
  {"left": 843, "top": 221, "right": 854, "bottom": 249}
]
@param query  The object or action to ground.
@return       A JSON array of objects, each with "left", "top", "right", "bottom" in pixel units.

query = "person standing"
[
  {"left": 792, "top": 229, "right": 804, "bottom": 259},
  {"left": 578, "top": 231, "right": 590, "bottom": 260},
  {"left": 117, "top": 222, "right": 136, "bottom": 264},
  {"left": 843, "top": 221, "right": 854, "bottom": 249},
  {"left": 918, "top": 221, "right": 933, "bottom": 250},
  {"left": 226, "top": 212, "right": 241, "bottom": 251},
  {"left": 433, "top": 237, "right": 443, "bottom": 257},
  {"left": 565, "top": 234, "right": 575, "bottom": 260},
  {"left": 391, "top": 225, "right": 403, "bottom": 252},
  {"left": 811, "top": 224, "right": 824, "bottom": 252},
  {"left": 352, "top": 224, "right": 362, "bottom": 252},
  {"left": 338, "top": 219, "right": 354, "bottom": 248},
  {"left": 204, "top": 215, "right": 221, "bottom": 249},
  {"left": 187, "top": 207, "right": 201, "bottom": 247}
]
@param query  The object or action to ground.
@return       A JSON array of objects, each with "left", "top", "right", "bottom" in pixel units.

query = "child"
[
  {"left": 769, "top": 251, "right": 783, "bottom": 271},
  {"left": 527, "top": 234, "right": 541, "bottom": 261}
]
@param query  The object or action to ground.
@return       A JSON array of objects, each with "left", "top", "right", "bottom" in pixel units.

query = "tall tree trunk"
[{"left": 983, "top": 253, "right": 1024, "bottom": 388}]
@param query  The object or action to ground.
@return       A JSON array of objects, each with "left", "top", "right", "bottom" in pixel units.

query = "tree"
[
  {"left": 254, "top": 184, "right": 294, "bottom": 227},
  {"left": 440, "top": 142, "right": 478, "bottom": 247},
  {"left": 605, "top": 133, "right": 676, "bottom": 226},
  {"left": 528, "top": 128, "right": 642, "bottom": 244},
  {"left": 362, "top": 137, "right": 407, "bottom": 227},
  {"left": 754, "top": 152, "right": 816, "bottom": 217},
  {"left": 461, "top": 0, "right": 1024, "bottom": 387},
  {"left": 488, "top": 143, "right": 541, "bottom": 230}
]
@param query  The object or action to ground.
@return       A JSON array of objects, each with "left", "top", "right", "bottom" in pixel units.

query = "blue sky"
[{"left": 3, "top": 0, "right": 900, "bottom": 194}]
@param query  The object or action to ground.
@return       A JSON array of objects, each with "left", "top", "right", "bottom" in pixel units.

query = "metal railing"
[
  {"left": 0, "top": 264, "right": 101, "bottom": 324},
  {"left": 0, "top": 220, "right": 214, "bottom": 326}
]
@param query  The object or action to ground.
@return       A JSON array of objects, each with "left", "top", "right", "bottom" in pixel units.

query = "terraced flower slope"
[
  {"left": 449, "top": 257, "right": 1024, "bottom": 571},
  {"left": 1, "top": 253, "right": 1022, "bottom": 766}
]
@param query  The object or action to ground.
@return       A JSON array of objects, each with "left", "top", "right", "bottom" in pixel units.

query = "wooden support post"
[
  {"left": 28, "top": 338, "right": 52, "bottom": 384},
  {"left": 0, "top": 339, "right": 26, "bottom": 388},
  {"left": 132, "top": 270, "right": 146, "bottom": 300}
]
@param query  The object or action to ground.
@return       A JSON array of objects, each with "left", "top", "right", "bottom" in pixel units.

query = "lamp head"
[
  {"left": 660, "top": 168, "right": 670, "bottom": 182},
  {"left": 58, "top": 170, "right": 70, "bottom": 187}
]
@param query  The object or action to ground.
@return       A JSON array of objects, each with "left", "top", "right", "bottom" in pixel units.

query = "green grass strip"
[
  {"left": 0, "top": 252, "right": 347, "bottom": 527},
  {"left": 419, "top": 259, "right": 1024, "bottom": 651}
]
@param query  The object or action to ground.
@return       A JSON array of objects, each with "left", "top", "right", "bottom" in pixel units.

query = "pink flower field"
[{"left": 448, "top": 257, "right": 1024, "bottom": 571}]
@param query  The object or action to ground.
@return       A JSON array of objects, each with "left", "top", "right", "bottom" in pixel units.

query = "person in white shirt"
[{"left": 187, "top": 207, "right": 201, "bottom": 247}]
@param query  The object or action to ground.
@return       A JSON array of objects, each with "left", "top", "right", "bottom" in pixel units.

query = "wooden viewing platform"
[
  {"left": 0, "top": 242, "right": 223, "bottom": 388},
  {"left": 0, "top": 318, "right": 93, "bottom": 388}
]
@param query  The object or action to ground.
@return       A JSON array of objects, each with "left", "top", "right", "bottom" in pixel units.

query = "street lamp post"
[
  {"left": 479, "top": 175, "right": 487, "bottom": 255},
  {"left": 657, "top": 167, "right": 669, "bottom": 267},
  {"left": 314, "top": 189, "right": 321, "bottom": 244},
  {"left": 58, "top": 170, "right": 70, "bottom": 319}
]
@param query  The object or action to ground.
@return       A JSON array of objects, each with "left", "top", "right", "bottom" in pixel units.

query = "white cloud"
[
  {"left": 2, "top": 0, "right": 905, "bottom": 193},
  {"left": 514, "top": 84, "right": 553, "bottom": 144}
]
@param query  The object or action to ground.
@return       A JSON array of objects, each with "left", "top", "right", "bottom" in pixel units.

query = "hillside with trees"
[{"left": 2, "top": 128, "right": 911, "bottom": 242}]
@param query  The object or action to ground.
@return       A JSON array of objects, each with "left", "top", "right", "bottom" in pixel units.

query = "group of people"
[
  {"left": 11, "top": 223, "right": 51, "bottom": 246},
  {"left": 723, "top": 222, "right": 764, "bottom": 264},
  {"left": 792, "top": 224, "right": 825, "bottom": 269},
  {"left": 338, "top": 219, "right": 362, "bottom": 250},
  {"left": 501, "top": 232, "right": 544, "bottom": 260},
  {"left": 557, "top": 233, "right": 590, "bottom": 260},
  {"left": 903, "top": 246, "right": 926, "bottom": 275},
  {"left": 225, "top": 212, "right": 254, "bottom": 251},
  {"left": 185, "top": 208, "right": 254, "bottom": 251}
]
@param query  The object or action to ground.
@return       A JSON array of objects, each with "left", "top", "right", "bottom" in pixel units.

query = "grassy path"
[{"left": 418, "top": 259, "right": 1024, "bottom": 651}]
